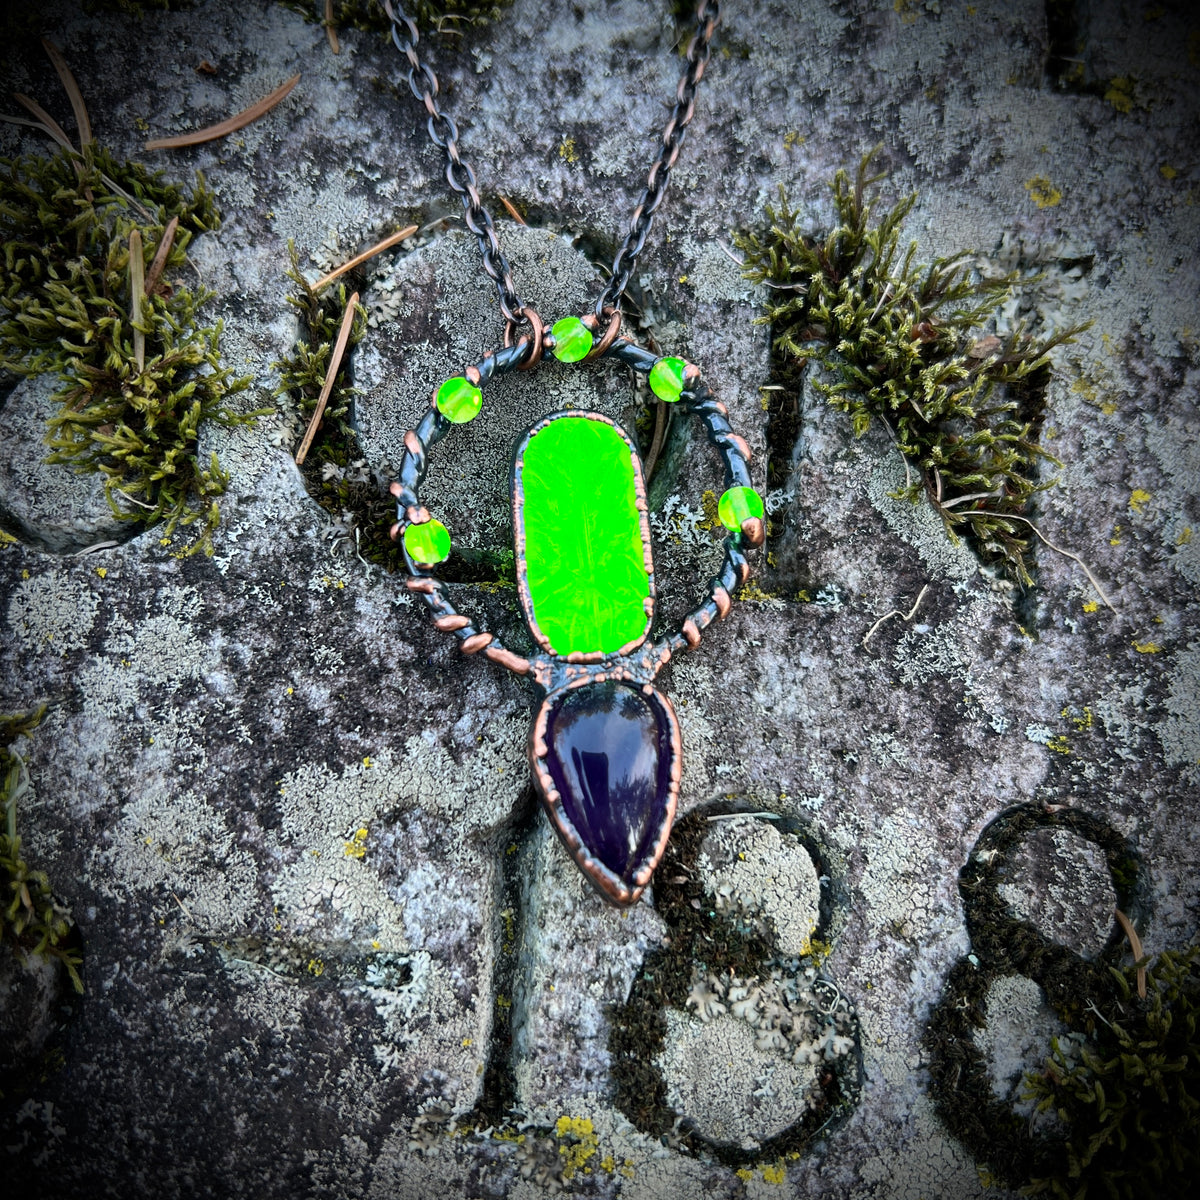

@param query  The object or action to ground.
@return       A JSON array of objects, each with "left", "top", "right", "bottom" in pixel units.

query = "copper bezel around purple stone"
[{"left": 529, "top": 678, "right": 682, "bottom": 907}]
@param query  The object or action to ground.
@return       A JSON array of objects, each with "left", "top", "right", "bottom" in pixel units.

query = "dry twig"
[
  {"left": 862, "top": 583, "right": 930, "bottom": 649},
  {"left": 295, "top": 291, "right": 360, "bottom": 467},
  {"left": 312, "top": 225, "right": 418, "bottom": 291},
  {"left": 144, "top": 73, "right": 301, "bottom": 150}
]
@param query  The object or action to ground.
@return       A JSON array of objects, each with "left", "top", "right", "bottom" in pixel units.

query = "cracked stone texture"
[{"left": 1, "top": 0, "right": 1198, "bottom": 1197}]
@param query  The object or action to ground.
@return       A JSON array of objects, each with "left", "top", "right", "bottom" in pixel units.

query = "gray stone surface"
[
  {"left": 1, "top": 0, "right": 1198, "bottom": 1198},
  {"left": 0, "top": 374, "right": 135, "bottom": 553}
]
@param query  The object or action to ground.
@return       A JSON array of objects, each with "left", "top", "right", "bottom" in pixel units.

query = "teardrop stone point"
[{"left": 530, "top": 680, "right": 680, "bottom": 907}]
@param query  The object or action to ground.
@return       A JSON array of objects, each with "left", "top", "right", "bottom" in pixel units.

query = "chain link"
[
  {"left": 383, "top": 0, "right": 527, "bottom": 325},
  {"left": 598, "top": 0, "right": 720, "bottom": 316},
  {"left": 382, "top": 0, "right": 720, "bottom": 323}
]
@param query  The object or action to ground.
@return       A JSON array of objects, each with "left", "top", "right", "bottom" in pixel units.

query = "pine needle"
[
  {"left": 144, "top": 73, "right": 301, "bottom": 150},
  {"left": 498, "top": 194, "right": 527, "bottom": 224},
  {"left": 129, "top": 228, "right": 145, "bottom": 370},
  {"left": 11, "top": 93, "right": 75, "bottom": 151},
  {"left": 324, "top": 0, "right": 340, "bottom": 54},
  {"left": 295, "top": 292, "right": 359, "bottom": 466},
  {"left": 143, "top": 215, "right": 179, "bottom": 297},
  {"left": 311, "top": 225, "right": 418, "bottom": 291},
  {"left": 1115, "top": 908, "right": 1147, "bottom": 999},
  {"left": 41, "top": 39, "right": 92, "bottom": 146}
]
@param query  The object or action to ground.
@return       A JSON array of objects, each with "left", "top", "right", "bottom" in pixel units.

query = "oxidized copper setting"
[{"left": 390, "top": 323, "right": 761, "bottom": 905}]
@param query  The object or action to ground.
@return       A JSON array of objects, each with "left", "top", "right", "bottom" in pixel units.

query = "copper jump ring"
[
  {"left": 504, "top": 307, "right": 544, "bottom": 370},
  {"left": 584, "top": 306, "right": 622, "bottom": 361}
]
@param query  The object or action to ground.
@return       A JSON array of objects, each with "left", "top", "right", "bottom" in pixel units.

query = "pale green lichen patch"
[{"left": 5, "top": 568, "right": 100, "bottom": 656}]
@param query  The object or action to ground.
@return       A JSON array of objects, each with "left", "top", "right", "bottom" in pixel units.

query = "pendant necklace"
[{"left": 382, "top": 0, "right": 764, "bottom": 906}]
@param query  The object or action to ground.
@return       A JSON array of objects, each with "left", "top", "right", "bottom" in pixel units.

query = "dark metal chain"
[
  {"left": 382, "top": 0, "right": 527, "bottom": 325},
  {"left": 382, "top": 0, "right": 720, "bottom": 324},
  {"left": 597, "top": 0, "right": 720, "bottom": 316}
]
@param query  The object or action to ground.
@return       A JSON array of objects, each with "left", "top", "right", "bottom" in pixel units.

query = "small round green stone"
[
  {"left": 649, "top": 356, "right": 687, "bottom": 402},
  {"left": 718, "top": 485, "right": 765, "bottom": 532},
  {"left": 550, "top": 316, "right": 593, "bottom": 363},
  {"left": 403, "top": 519, "right": 451, "bottom": 565},
  {"left": 436, "top": 377, "right": 482, "bottom": 424}
]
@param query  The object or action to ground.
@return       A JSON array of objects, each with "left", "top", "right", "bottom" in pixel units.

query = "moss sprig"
[
  {"left": 1020, "top": 944, "right": 1200, "bottom": 1200},
  {"left": 1, "top": 707, "right": 82, "bottom": 995},
  {"left": 0, "top": 143, "right": 252, "bottom": 554},
  {"left": 735, "top": 149, "right": 1088, "bottom": 584}
]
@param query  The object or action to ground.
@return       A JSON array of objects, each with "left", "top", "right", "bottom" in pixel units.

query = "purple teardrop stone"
[{"left": 545, "top": 682, "right": 674, "bottom": 883}]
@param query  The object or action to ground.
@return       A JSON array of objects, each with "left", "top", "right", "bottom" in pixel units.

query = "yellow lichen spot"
[
  {"left": 371, "top": 940, "right": 381, "bottom": 950},
  {"left": 893, "top": 0, "right": 919, "bottom": 24},
  {"left": 762, "top": 1161, "right": 787, "bottom": 1184},
  {"left": 1046, "top": 735, "right": 1071, "bottom": 755},
  {"left": 699, "top": 488, "right": 722, "bottom": 531},
  {"left": 20, "top": 569, "right": 30, "bottom": 580},
  {"left": 554, "top": 1116, "right": 598, "bottom": 1179},
  {"left": 1105, "top": 76, "right": 1135, "bottom": 113},
  {"left": 678, "top": 275, "right": 688, "bottom": 284},
  {"left": 736, "top": 1167, "right": 755, "bottom": 1181},
  {"left": 0, "top": 529, "right": 17, "bottom": 547},
  {"left": 363, "top": 756, "right": 373, "bottom": 768},
  {"left": 496, "top": 994, "right": 511, "bottom": 1009},
  {"left": 344, "top": 826, "right": 369, "bottom": 858},
  {"left": 1129, "top": 488, "right": 1152, "bottom": 513},
  {"left": 600, "top": 1155, "right": 616, "bottom": 1173},
  {"left": 1072, "top": 707, "right": 1094, "bottom": 732},
  {"left": 1082, "top": 600, "right": 1099, "bottom": 613},
  {"left": 1024, "top": 175, "right": 1062, "bottom": 208},
  {"left": 96, "top": 566, "right": 107, "bottom": 578},
  {"left": 1110, "top": 523, "right": 1123, "bottom": 546},
  {"left": 558, "top": 136, "right": 578, "bottom": 164},
  {"left": 461, "top": 1037, "right": 473, "bottom": 1047},
  {"left": 966, "top": 3, "right": 977, "bottom": 12},
  {"left": 307, "top": 957, "right": 324, "bottom": 977},
  {"left": 1161, "top": 164, "right": 1178, "bottom": 180},
  {"left": 736, "top": 581, "right": 779, "bottom": 603},
  {"left": 160, "top": 537, "right": 171, "bottom": 546},
  {"left": 783, "top": 129, "right": 805, "bottom": 150},
  {"left": 1133, "top": 641, "right": 1163, "bottom": 653},
  {"left": 619, "top": 1158, "right": 636, "bottom": 1179},
  {"left": 1177, "top": 526, "right": 1193, "bottom": 546}
]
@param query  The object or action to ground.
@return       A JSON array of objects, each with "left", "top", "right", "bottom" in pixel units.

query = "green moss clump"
[
  {"left": 276, "top": 0, "right": 512, "bottom": 37},
  {"left": 1, "top": 707, "right": 82, "bottom": 995},
  {"left": 735, "top": 149, "right": 1087, "bottom": 584},
  {"left": 0, "top": 143, "right": 255, "bottom": 555},
  {"left": 1021, "top": 945, "right": 1200, "bottom": 1200}
]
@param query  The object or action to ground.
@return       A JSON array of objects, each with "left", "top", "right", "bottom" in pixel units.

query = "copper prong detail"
[
  {"left": 406, "top": 505, "right": 431, "bottom": 525},
  {"left": 729, "top": 433, "right": 751, "bottom": 462},
  {"left": 713, "top": 585, "right": 731, "bottom": 618},
  {"left": 388, "top": 481, "right": 403, "bottom": 499},
  {"left": 484, "top": 644, "right": 531, "bottom": 675},
  {"left": 461, "top": 632, "right": 493, "bottom": 655},
  {"left": 405, "top": 576, "right": 436, "bottom": 593},
  {"left": 741, "top": 517, "right": 765, "bottom": 547},
  {"left": 465, "top": 364, "right": 482, "bottom": 387},
  {"left": 403, "top": 430, "right": 423, "bottom": 457},
  {"left": 388, "top": 522, "right": 401, "bottom": 542},
  {"left": 682, "top": 618, "right": 701, "bottom": 648},
  {"left": 434, "top": 614, "right": 470, "bottom": 632}
]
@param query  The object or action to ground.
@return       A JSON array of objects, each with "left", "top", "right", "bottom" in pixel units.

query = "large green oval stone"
[{"left": 515, "top": 415, "right": 651, "bottom": 655}]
